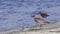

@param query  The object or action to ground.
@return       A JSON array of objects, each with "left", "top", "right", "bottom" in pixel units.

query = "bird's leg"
[
  {"left": 40, "top": 24, "right": 43, "bottom": 30},
  {"left": 36, "top": 23, "right": 40, "bottom": 27},
  {"left": 38, "top": 23, "right": 41, "bottom": 27}
]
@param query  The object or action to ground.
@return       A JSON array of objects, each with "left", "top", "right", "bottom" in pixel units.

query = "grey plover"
[
  {"left": 32, "top": 15, "right": 49, "bottom": 29},
  {"left": 38, "top": 11, "right": 49, "bottom": 18}
]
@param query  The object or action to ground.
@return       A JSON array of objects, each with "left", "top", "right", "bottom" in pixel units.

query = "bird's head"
[
  {"left": 31, "top": 15, "right": 39, "bottom": 18},
  {"left": 31, "top": 15, "right": 35, "bottom": 17}
]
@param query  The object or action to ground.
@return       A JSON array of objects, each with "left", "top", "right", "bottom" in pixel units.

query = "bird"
[
  {"left": 32, "top": 15, "right": 49, "bottom": 29},
  {"left": 38, "top": 11, "right": 49, "bottom": 18}
]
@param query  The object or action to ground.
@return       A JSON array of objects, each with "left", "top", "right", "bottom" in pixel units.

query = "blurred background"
[{"left": 0, "top": 0, "right": 60, "bottom": 31}]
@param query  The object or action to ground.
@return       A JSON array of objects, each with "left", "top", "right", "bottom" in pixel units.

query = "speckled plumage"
[
  {"left": 39, "top": 11, "right": 49, "bottom": 18},
  {"left": 32, "top": 15, "right": 49, "bottom": 24}
]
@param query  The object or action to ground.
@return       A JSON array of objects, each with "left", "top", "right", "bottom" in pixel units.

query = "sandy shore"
[
  {"left": 0, "top": 28, "right": 60, "bottom": 34},
  {"left": 0, "top": 22, "right": 60, "bottom": 34}
]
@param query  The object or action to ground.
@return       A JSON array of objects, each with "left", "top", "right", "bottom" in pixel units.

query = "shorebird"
[
  {"left": 32, "top": 15, "right": 49, "bottom": 29},
  {"left": 38, "top": 11, "right": 49, "bottom": 18}
]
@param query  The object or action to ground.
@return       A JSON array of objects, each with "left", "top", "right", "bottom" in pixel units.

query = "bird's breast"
[{"left": 35, "top": 19, "right": 48, "bottom": 24}]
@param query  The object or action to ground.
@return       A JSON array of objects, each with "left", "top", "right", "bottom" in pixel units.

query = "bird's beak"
[
  {"left": 31, "top": 15, "right": 34, "bottom": 17},
  {"left": 31, "top": 16, "right": 33, "bottom": 17}
]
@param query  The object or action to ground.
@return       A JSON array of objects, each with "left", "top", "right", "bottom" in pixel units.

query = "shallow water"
[{"left": 0, "top": 0, "right": 60, "bottom": 30}]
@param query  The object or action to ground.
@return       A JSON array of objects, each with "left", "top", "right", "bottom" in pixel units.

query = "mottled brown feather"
[{"left": 39, "top": 12, "right": 49, "bottom": 18}]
